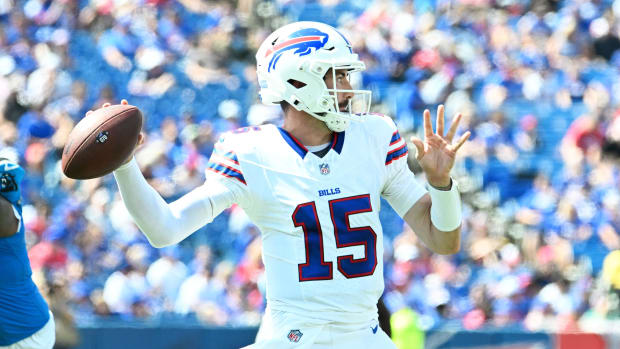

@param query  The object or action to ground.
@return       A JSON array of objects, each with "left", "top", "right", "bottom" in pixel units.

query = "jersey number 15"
[{"left": 292, "top": 194, "right": 377, "bottom": 281}]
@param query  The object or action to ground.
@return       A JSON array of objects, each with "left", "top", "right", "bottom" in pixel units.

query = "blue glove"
[{"left": 0, "top": 159, "right": 25, "bottom": 205}]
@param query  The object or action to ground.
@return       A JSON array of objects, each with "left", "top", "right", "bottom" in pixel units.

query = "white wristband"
[{"left": 428, "top": 179, "right": 462, "bottom": 232}]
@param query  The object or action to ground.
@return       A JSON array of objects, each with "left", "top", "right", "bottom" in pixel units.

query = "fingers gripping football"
[
  {"left": 62, "top": 99, "right": 144, "bottom": 179},
  {"left": 85, "top": 100, "right": 145, "bottom": 164}
]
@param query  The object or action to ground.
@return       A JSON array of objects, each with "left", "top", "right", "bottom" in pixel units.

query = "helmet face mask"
[{"left": 256, "top": 22, "right": 371, "bottom": 132}]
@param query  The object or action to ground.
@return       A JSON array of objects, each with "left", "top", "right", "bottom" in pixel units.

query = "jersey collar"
[
  {"left": 278, "top": 127, "right": 345, "bottom": 159},
  {"left": 330, "top": 130, "right": 345, "bottom": 154}
]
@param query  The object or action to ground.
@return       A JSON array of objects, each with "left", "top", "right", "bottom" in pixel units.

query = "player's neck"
[{"left": 283, "top": 110, "right": 332, "bottom": 146}]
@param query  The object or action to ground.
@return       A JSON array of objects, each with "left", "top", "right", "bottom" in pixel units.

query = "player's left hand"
[{"left": 410, "top": 105, "right": 471, "bottom": 188}]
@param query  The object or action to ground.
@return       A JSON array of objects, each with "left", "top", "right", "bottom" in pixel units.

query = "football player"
[
  {"left": 0, "top": 158, "right": 55, "bottom": 349},
  {"left": 107, "top": 21, "right": 469, "bottom": 348}
]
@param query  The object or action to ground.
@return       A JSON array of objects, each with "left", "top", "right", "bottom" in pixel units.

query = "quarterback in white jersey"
[
  {"left": 207, "top": 115, "right": 422, "bottom": 323},
  {"left": 106, "top": 21, "right": 470, "bottom": 349}
]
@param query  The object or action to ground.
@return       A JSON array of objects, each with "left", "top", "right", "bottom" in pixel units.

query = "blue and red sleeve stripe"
[
  {"left": 213, "top": 148, "right": 240, "bottom": 165},
  {"left": 206, "top": 161, "right": 246, "bottom": 185},
  {"left": 389, "top": 131, "right": 402, "bottom": 146},
  {"left": 385, "top": 143, "right": 408, "bottom": 165},
  {"left": 386, "top": 130, "right": 408, "bottom": 166}
]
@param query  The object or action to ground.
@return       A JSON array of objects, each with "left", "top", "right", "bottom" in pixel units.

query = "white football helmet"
[{"left": 256, "top": 21, "right": 371, "bottom": 132}]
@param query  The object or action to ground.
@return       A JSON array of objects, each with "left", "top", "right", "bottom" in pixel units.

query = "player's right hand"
[{"left": 85, "top": 99, "right": 145, "bottom": 165}]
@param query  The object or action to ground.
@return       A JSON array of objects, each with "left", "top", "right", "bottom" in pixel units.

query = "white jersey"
[{"left": 205, "top": 114, "right": 426, "bottom": 324}]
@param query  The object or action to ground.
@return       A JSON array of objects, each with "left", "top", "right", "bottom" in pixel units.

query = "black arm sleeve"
[{"left": 377, "top": 296, "right": 391, "bottom": 337}]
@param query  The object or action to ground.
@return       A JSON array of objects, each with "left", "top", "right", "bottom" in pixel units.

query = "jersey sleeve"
[
  {"left": 380, "top": 118, "right": 427, "bottom": 217},
  {"left": 204, "top": 133, "right": 253, "bottom": 211}
]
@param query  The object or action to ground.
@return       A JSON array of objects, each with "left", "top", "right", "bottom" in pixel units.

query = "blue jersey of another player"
[{"left": 0, "top": 160, "right": 50, "bottom": 346}]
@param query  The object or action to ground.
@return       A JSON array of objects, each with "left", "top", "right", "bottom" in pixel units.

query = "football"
[{"left": 62, "top": 104, "right": 143, "bottom": 179}]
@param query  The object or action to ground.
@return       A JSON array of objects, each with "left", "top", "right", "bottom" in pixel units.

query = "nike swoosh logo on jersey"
[{"left": 371, "top": 325, "right": 378, "bottom": 334}]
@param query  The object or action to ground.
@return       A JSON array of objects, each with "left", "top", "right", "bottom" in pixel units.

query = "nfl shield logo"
[
  {"left": 95, "top": 131, "right": 109, "bottom": 144},
  {"left": 319, "top": 163, "right": 330, "bottom": 175},
  {"left": 287, "top": 329, "right": 303, "bottom": 343}
]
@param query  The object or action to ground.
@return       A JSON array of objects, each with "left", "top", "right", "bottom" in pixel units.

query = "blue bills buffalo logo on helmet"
[
  {"left": 0, "top": 159, "right": 25, "bottom": 205},
  {"left": 265, "top": 28, "right": 329, "bottom": 72},
  {"left": 287, "top": 329, "right": 303, "bottom": 343}
]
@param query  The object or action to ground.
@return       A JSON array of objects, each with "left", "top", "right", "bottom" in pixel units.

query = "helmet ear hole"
[{"left": 287, "top": 79, "right": 306, "bottom": 89}]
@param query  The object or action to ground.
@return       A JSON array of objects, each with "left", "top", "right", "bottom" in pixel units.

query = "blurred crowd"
[{"left": 2, "top": 0, "right": 620, "bottom": 336}]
